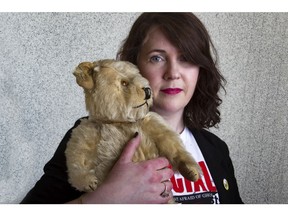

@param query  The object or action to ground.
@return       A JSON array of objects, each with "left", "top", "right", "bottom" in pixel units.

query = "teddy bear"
[{"left": 65, "top": 59, "right": 201, "bottom": 201}]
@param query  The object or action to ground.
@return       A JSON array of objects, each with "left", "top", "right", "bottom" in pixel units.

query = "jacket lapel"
[{"left": 189, "top": 128, "right": 227, "bottom": 203}]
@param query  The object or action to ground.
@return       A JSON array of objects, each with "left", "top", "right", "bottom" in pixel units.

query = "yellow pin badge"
[{"left": 223, "top": 178, "right": 229, "bottom": 190}]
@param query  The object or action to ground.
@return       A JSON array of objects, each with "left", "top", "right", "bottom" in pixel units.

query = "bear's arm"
[
  {"left": 141, "top": 112, "right": 201, "bottom": 181},
  {"left": 141, "top": 112, "right": 186, "bottom": 164}
]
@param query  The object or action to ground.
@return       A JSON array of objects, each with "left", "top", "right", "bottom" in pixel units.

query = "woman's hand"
[{"left": 71, "top": 133, "right": 174, "bottom": 204}]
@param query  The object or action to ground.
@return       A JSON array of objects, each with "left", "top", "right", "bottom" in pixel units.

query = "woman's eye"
[{"left": 149, "top": 55, "right": 164, "bottom": 63}]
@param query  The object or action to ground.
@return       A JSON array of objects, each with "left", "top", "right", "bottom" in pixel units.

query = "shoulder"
[
  {"left": 190, "top": 128, "right": 224, "bottom": 144},
  {"left": 189, "top": 127, "right": 230, "bottom": 156},
  {"left": 73, "top": 116, "right": 88, "bottom": 127}
]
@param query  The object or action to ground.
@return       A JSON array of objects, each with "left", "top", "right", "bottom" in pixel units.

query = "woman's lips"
[{"left": 161, "top": 88, "right": 183, "bottom": 95}]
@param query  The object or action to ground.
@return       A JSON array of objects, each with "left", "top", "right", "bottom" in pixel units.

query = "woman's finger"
[{"left": 118, "top": 132, "right": 141, "bottom": 163}]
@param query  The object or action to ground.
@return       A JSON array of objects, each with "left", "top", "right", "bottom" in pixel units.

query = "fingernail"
[{"left": 133, "top": 132, "right": 139, "bottom": 138}]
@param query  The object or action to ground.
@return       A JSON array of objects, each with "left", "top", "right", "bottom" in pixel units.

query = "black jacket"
[
  {"left": 21, "top": 118, "right": 243, "bottom": 204},
  {"left": 190, "top": 128, "right": 243, "bottom": 203}
]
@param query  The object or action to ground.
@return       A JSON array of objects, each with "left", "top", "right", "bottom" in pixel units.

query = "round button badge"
[{"left": 223, "top": 178, "right": 229, "bottom": 190}]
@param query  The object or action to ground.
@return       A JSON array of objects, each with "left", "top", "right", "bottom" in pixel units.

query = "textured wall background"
[{"left": 0, "top": 12, "right": 287, "bottom": 204}]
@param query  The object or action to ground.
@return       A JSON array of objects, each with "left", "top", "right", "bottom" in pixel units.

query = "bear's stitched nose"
[{"left": 143, "top": 87, "right": 151, "bottom": 100}]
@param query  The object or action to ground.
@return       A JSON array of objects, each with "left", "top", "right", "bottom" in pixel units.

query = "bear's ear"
[
  {"left": 73, "top": 62, "right": 95, "bottom": 90},
  {"left": 93, "top": 63, "right": 101, "bottom": 73}
]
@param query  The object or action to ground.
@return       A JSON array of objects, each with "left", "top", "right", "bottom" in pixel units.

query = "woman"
[{"left": 21, "top": 12, "right": 243, "bottom": 204}]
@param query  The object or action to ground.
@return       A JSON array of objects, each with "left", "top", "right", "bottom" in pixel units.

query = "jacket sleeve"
[
  {"left": 215, "top": 136, "right": 244, "bottom": 204},
  {"left": 20, "top": 119, "right": 84, "bottom": 204}
]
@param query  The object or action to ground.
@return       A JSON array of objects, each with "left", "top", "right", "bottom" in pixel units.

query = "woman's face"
[{"left": 137, "top": 27, "right": 199, "bottom": 117}]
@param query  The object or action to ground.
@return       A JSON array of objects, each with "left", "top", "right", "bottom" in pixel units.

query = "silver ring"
[{"left": 160, "top": 181, "right": 170, "bottom": 198}]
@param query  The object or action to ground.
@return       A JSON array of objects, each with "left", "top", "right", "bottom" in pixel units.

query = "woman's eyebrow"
[{"left": 146, "top": 49, "right": 166, "bottom": 55}]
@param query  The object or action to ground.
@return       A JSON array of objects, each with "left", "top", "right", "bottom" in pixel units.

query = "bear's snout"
[{"left": 143, "top": 87, "right": 151, "bottom": 100}]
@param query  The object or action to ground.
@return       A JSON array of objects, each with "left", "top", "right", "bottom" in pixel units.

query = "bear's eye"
[{"left": 121, "top": 80, "right": 129, "bottom": 86}]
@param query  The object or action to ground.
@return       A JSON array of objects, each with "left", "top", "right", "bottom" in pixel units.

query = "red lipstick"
[{"left": 161, "top": 88, "right": 182, "bottom": 95}]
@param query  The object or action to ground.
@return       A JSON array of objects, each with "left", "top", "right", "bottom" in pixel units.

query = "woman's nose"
[{"left": 163, "top": 61, "right": 180, "bottom": 80}]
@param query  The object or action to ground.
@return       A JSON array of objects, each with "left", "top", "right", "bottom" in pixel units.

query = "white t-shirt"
[{"left": 171, "top": 127, "right": 220, "bottom": 204}]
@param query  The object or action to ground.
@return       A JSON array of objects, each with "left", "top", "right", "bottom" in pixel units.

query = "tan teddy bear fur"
[{"left": 65, "top": 59, "right": 201, "bottom": 198}]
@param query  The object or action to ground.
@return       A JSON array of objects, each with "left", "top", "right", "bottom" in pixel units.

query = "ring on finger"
[{"left": 160, "top": 181, "right": 170, "bottom": 198}]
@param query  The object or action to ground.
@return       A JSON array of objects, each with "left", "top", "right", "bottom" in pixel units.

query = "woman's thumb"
[{"left": 118, "top": 132, "right": 140, "bottom": 163}]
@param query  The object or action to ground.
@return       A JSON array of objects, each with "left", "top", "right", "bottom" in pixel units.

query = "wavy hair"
[{"left": 117, "top": 12, "right": 226, "bottom": 129}]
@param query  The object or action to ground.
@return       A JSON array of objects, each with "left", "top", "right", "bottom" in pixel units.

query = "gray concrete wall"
[{"left": 0, "top": 12, "right": 287, "bottom": 204}]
